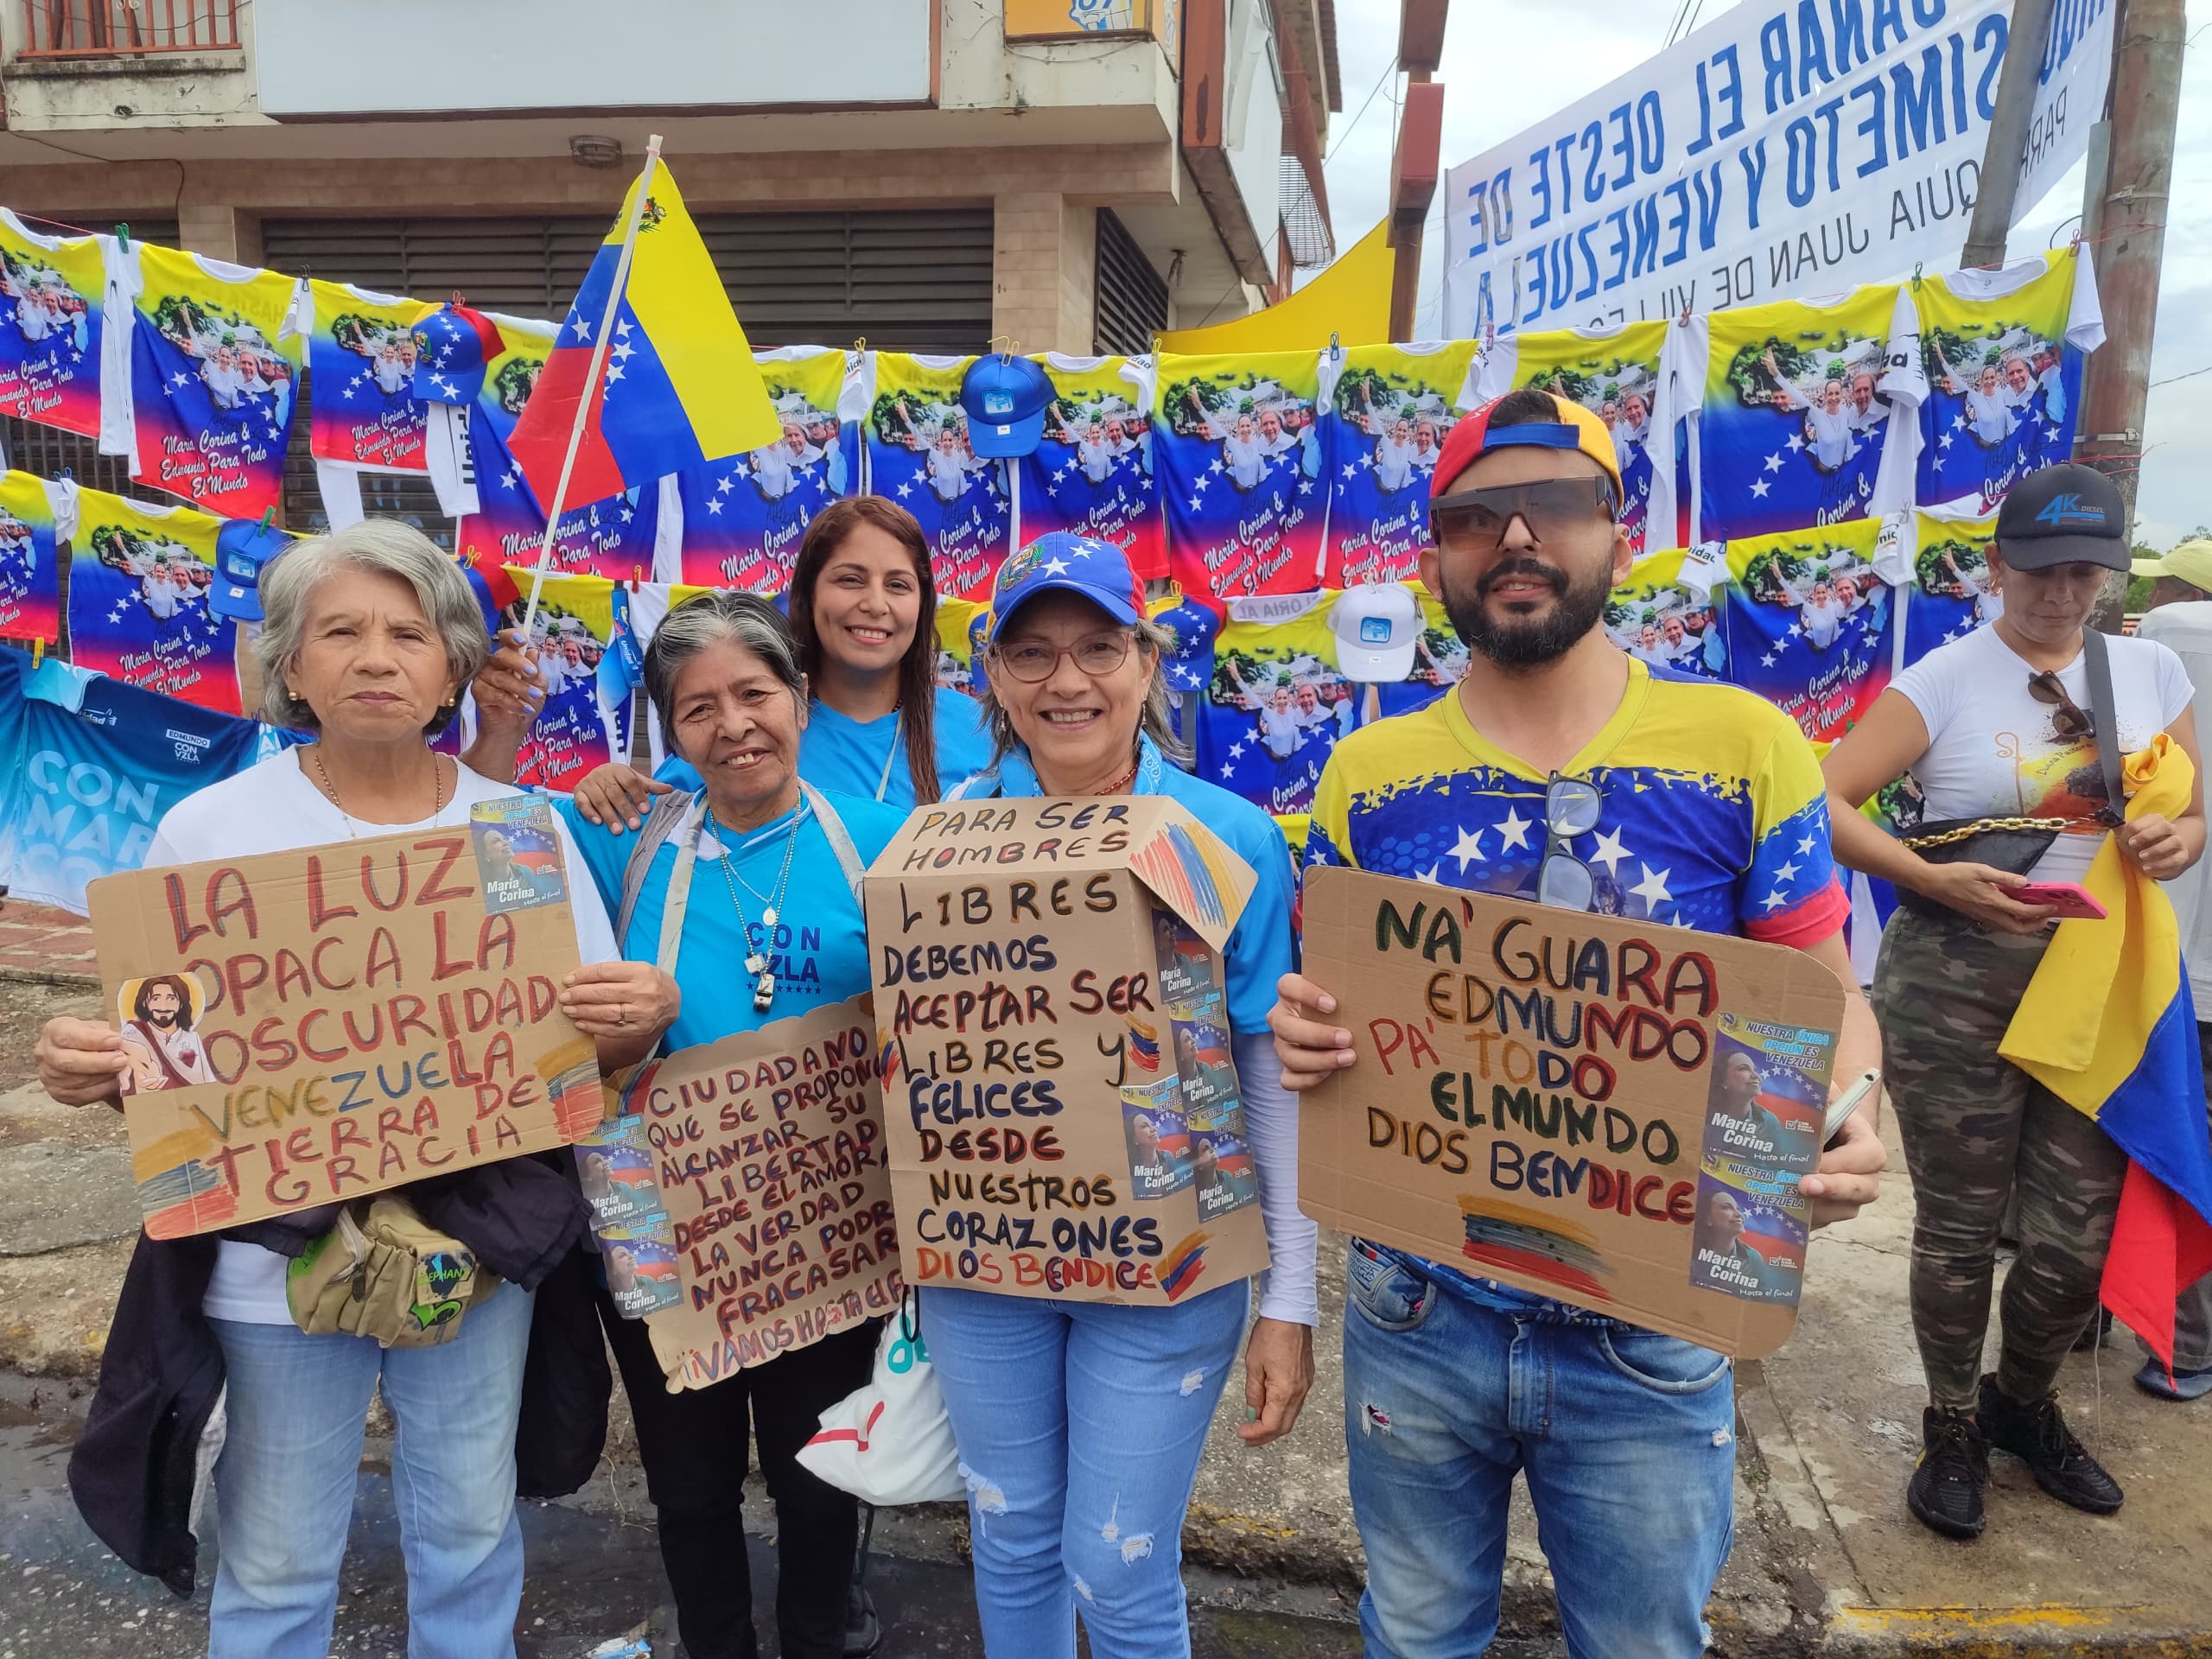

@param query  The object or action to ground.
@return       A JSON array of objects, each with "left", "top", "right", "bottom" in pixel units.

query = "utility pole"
[
  {"left": 1389, "top": 0, "right": 1448, "bottom": 339},
  {"left": 1959, "top": 0, "right": 2058, "bottom": 268},
  {"left": 2078, "top": 0, "right": 2185, "bottom": 540}
]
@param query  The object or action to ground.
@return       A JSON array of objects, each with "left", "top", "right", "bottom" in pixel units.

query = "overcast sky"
[{"left": 1313, "top": 0, "right": 2212, "bottom": 547}]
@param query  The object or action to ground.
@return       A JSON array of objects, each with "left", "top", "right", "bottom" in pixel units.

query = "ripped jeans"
[
  {"left": 1344, "top": 1240, "right": 1736, "bottom": 1659},
  {"left": 919, "top": 1280, "right": 1249, "bottom": 1659}
]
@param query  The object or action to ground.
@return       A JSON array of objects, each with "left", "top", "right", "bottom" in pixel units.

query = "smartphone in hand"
[{"left": 2009, "top": 880, "right": 2108, "bottom": 920}]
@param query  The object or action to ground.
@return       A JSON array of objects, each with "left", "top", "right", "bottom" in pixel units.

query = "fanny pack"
[
  {"left": 1892, "top": 628, "right": 2126, "bottom": 922},
  {"left": 285, "top": 1196, "right": 498, "bottom": 1347}
]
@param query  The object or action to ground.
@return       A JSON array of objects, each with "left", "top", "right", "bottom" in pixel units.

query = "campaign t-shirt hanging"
[
  {"left": 1718, "top": 518, "right": 1892, "bottom": 745},
  {"left": 1156, "top": 349, "right": 1327, "bottom": 600},
  {"left": 677, "top": 346, "right": 859, "bottom": 591},
  {"left": 866, "top": 353, "right": 1012, "bottom": 602},
  {"left": 114, "top": 244, "right": 302, "bottom": 519},
  {"left": 0, "top": 211, "right": 108, "bottom": 440},
  {"left": 1319, "top": 341, "right": 1478, "bottom": 586},
  {"left": 1201, "top": 592, "right": 1355, "bottom": 822},
  {"left": 1898, "top": 249, "right": 2105, "bottom": 516},
  {"left": 0, "top": 470, "right": 70, "bottom": 643},
  {"left": 493, "top": 568, "right": 630, "bottom": 791},
  {"left": 1902, "top": 506, "right": 2001, "bottom": 665},
  {"left": 0, "top": 648, "right": 267, "bottom": 915},
  {"left": 65, "top": 486, "right": 239, "bottom": 714},
  {"left": 1674, "top": 285, "right": 1913, "bottom": 543},
  {"left": 1018, "top": 353, "right": 1161, "bottom": 577},
  {"left": 1605, "top": 548, "right": 1728, "bottom": 679},
  {"left": 305, "top": 279, "right": 437, "bottom": 522}
]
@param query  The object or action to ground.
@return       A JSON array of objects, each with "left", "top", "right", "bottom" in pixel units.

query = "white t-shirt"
[
  {"left": 139, "top": 750, "right": 620, "bottom": 1324},
  {"left": 2138, "top": 601, "right": 2212, "bottom": 1008},
  {"left": 1891, "top": 625, "right": 2194, "bottom": 882}
]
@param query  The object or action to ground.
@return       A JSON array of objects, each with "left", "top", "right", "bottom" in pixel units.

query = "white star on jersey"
[{"left": 1497, "top": 808, "right": 1534, "bottom": 853}]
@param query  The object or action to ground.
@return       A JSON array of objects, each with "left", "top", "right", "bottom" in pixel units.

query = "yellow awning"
[{"left": 1155, "top": 220, "right": 1394, "bottom": 355}]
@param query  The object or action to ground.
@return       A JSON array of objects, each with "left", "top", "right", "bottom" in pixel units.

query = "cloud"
[{"left": 1317, "top": 0, "right": 2211, "bottom": 542}]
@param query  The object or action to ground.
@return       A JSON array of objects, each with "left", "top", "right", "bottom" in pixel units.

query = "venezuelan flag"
[
  {"left": 2000, "top": 734, "right": 2212, "bottom": 1370},
  {"left": 508, "top": 158, "right": 779, "bottom": 511}
]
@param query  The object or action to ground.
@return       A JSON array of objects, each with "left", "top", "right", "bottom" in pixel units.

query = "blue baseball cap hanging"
[
  {"left": 210, "top": 512, "right": 292, "bottom": 624},
  {"left": 959, "top": 344, "right": 1052, "bottom": 459},
  {"left": 412, "top": 303, "right": 505, "bottom": 406}
]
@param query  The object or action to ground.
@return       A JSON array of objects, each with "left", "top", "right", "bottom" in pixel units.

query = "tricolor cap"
[
  {"left": 1329, "top": 583, "right": 1422, "bottom": 683},
  {"left": 1148, "top": 588, "right": 1220, "bottom": 691},
  {"left": 1430, "top": 391, "right": 1624, "bottom": 505},
  {"left": 210, "top": 518, "right": 292, "bottom": 624},
  {"left": 2133, "top": 537, "right": 2212, "bottom": 594},
  {"left": 960, "top": 353, "right": 1053, "bottom": 458},
  {"left": 413, "top": 304, "right": 505, "bottom": 406},
  {"left": 984, "top": 531, "right": 1146, "bottom": 645},
  {"left": 1995, "top": 463, "right": 2128, "bottom": 572}
]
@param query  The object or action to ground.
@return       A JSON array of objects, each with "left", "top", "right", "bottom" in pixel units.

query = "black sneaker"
[
  {"left": 1978, "top": 1374, "right": 2125, "bottom": 1515},
  {"left": 845, "top": 1583, "right": 882, "bottom": 1657},
  {"left": 1908, "top": 1406, "right": 1988, "bottom": 1539}
]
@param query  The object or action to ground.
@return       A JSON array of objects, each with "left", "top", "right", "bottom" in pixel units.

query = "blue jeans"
[
  {"left": 1343, "top": 1242, "right": 1736, "bottom": 1659},
  {"left": 207, "top": 1282, "right": 534, "bottom": 1659},
  {"left": 920, "top": 1281, "right": 1249, "bottom": 1659}
]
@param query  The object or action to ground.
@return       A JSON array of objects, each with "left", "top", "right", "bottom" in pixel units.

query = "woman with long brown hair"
[{"left": 534, "top": 498, "right": 992, "bottom": 825}]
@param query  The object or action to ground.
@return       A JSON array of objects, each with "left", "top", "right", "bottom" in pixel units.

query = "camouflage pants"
[{"left": 1872, "top": 911, "right": 2128, "bottom": 1409}]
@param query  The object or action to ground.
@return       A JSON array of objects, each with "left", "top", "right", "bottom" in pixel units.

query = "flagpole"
[{"left": 519, "top": 133, "right": 664, "bottom": 639}]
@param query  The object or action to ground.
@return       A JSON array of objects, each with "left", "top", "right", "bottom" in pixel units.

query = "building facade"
[{"left": 1, "top": 0, "right": 1335, "bottom": 519}]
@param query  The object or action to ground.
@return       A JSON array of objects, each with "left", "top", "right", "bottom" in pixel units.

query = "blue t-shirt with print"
[
  {"left": 558, "top": 786, "right": 906, "bottom": 1051},
  {"left": 657, "top": 685, "right": 994, "bottom": 810}
]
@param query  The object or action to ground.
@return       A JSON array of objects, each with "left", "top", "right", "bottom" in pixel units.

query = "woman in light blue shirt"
[{"left": 571, "top": 497, "right": 991, "bottom": 828}]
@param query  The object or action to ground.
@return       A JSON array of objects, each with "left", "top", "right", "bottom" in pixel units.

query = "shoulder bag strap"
[
  {"left": 798, "top": 779, "right": 867, "bottom": 906},
  {"left": 2081, "top": 626, "right": 2128, "bottom": 823}
]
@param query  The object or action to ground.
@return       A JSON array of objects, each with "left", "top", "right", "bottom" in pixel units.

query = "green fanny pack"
[{"left": 285, "top": 1197, "right": 497, "bottom": 1347}]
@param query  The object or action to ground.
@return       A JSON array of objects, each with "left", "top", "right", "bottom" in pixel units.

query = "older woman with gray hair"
[
  {"left": 550, "top": 588, "right": 907, "bottom": 1659},
  {"left": 35, "top": 518, "right": 669, "bottom": 1659}
]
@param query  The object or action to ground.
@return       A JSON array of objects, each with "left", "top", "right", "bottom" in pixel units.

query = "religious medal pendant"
[
  {"left": 753, "top": 971, "right": 776, "bottom": 1014},
  {"left": 762, "top": 906, "right": 779, "bottom": 930}
]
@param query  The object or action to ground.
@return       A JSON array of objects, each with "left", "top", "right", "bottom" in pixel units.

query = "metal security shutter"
[
  {"left": 261, "top": 210, "right": 996, "bottom": 542},
  {"left": 1094, "top": 209, "right": 1167, "bottom": 357}
]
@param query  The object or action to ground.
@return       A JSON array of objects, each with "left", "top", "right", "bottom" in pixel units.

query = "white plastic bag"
[{"left": 797, "top": 1294, "right": 964, "bottom": 1505}]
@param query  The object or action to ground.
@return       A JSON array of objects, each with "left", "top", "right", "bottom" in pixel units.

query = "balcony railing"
[{"left": 18, "top": 0, "right": 241, "bottom": 56}]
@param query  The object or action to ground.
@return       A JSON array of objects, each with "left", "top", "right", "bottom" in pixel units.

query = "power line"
[
  {"left": 1325, "top": 56, "right": 1400, "bottom": 168},
  {"left": 2151, "top": 361, "right": 2212, "bottom": 389}
]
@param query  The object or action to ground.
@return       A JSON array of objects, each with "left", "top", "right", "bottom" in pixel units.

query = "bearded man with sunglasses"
[{"left": 1269, "top": 387, "right": 1886, "bottom": 1659}]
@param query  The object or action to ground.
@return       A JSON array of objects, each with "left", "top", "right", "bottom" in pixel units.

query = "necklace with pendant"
[
  {"left": 308, "top": 747, "right": 449, "bottom": 839},
  {"left": 711, "top": 801, "right": 804, "bottom": 1014}
]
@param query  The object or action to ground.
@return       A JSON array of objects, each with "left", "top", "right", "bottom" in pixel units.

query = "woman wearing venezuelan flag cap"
[{"left": 926, "top": 531, "right": 1317, "bottom": 1659}]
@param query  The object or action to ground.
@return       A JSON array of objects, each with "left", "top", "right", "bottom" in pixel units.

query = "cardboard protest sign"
[
  {"left": 593, "top": 994, "right": 901, "bottom": 1390},
  {"left": 88, "top": 803, "right": 601, "bottom": 1239},
  {"left": 867, "top": 796, "right": 1273, "bottom": 1306},
  {"left": 1298, "top": 866, "right": 1847, "bottom": 1358}
]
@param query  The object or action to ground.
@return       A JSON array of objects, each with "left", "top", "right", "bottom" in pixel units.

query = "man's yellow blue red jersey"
[{"left": 1306, "top": 657, "right": 1849, "bottom": 948}]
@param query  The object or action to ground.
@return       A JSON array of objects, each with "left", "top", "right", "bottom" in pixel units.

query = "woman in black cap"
[{"left": 1821, "top": 464, "right": 2206, "bottom": 1541}]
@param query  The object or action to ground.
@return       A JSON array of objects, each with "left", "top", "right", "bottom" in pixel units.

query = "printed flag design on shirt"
[
  {"left": 1320, "top": 342, "right": 1478, "bottom": 586},
  {"left": 0, "top": 469, "right": 69, "bottom": 643},
  {"left": 1690, "top": 287, "right": 1906, "bottom": 543},
  {"left": 1910, "top": 250, "right": 2101, "bottom": 516},
  {"left": 306, "top": 279, "right": 435, "bottom": 473},
  {"left": 1019, "top": 354, "right": 1163, "bottom": 577},
  {"left": 1718, "top": 519, "right": 1894, "bottom": 746},
  {"left": 677, "top": 346, "right": 856, "bottom": 591},
  {"left": 1305, "top": 660, "right": 1849, "bottom": 949},
  {"left": 124, "top": 245, "right": 302, "bottom": 519},
  {"left": 66, "top": 486, "right": 240, "bottom": 715},
  {"left": 1481, "top": 324, "right": 1670, "bottom": 556},
  {"left": 507, "top": 162, "right": 779, "bottom": 510},
  {"left": 1157, "top": 350, "right": 1328, "bottom": 600},
  {"left": 493, "top": 569, "right": 628, "bottom": 791},
  {"left": 0, "top": 211, "right": 107, "bottom": 439},
  {"left": 1903, "top": 509, "right": 2002, "bottom": 664},
  {"left": 867, "top": 353, "right": 1013, "bottom": 602},
  {"left": 1605, "top": 548, "right": 1728, "bottom": 680}
]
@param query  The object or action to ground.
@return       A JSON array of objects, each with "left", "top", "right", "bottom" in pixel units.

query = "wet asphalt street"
[{"left": 0, "top": 1382, "right": 1382, "bottom": 1659}]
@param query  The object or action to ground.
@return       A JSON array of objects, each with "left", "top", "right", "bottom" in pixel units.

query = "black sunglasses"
[
  {"left": 2026, "top": 670, "right": 2091, "bottom": 741},
  {"left": 1429, "top": 478, "right": 1617, "bottom": 550}
]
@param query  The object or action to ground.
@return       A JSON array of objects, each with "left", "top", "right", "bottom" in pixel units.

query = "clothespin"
[
  {"left": 1329, "top": 331, "right": 1342, "bottom": 363},
  {"left": 260, "top": 506, "right": 276, "bottom": 530},
  {"left": 32, "top": 640, "right": 43, "bottom": 667},
  {"left": 1910, "top": 261, "right": 1924, "bottom": 290},
  {"left": 854, "top": 335, "right": 868, "bottom": 355},
  {"left": 115, "top": 222, "right": 130, "bottom": 251}
]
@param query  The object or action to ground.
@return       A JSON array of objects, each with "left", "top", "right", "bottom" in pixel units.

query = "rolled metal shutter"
[
  {"left": 261, "top": 210, "right": 995, "bottom": 545},
  {"left": 1093, "top": 209, "right": 1168, "bottom": 357}
]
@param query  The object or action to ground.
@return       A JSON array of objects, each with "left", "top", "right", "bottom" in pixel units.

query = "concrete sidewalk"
[{"left": 3, "top": 938, "right": 2209, "bottom": 1653}]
